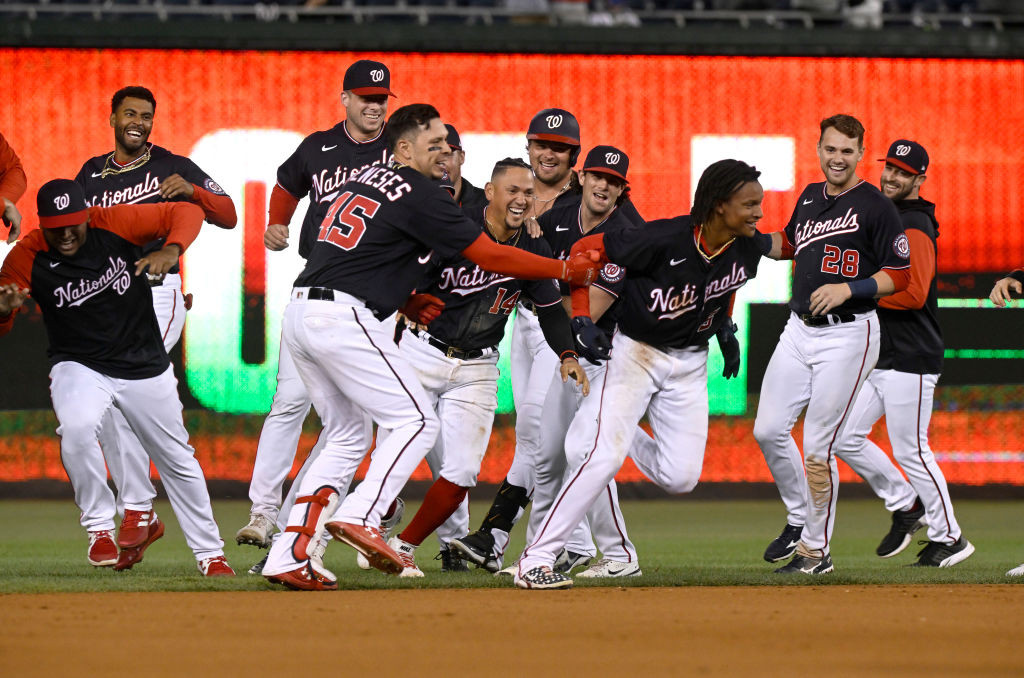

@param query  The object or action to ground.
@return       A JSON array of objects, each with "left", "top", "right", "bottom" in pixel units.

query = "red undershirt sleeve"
[
  {"left": 460, "top": 232, "right": 564, "bottom": 281},
  {"left": 269, "top": 184, "right": 301, "bottom": 226},
  {"left": 191, "top": 184, "right": 238, "bottom": 229},
  {"left": 568, "top": 234, "right": 608, "bottom": 317},
  {"left": 879, "top": 229, "right": 933, "bottom": 310}
]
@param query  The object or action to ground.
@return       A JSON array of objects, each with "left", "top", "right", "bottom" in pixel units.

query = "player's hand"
[
  {"left": 562, "top": 250, "right": 602, "bottom": 286},
  {"left": 265, "top": 223, "right": 290, "bottom": 251},
  {"left": 0, "top": 283, "right": 29, "bottom": 315},
  {"left": 570, "top": 316, "right": 611, "bottom": 364},
  {"left": 525, "top": 216, "right": 543, "bottom": 239},
  {"left": 561, "top": 356, "right": 590, "bottom": 397},
  {"left": 135, "top": 244, "right": 181, "bottom": 277},
  {"left": 989, "top": 276, "right": 1023, "bottom": 308},
  {"left": 716, "top": 319, "right": 741, "bottom": 379},
  {"left": 159, "top": 174, "right": 195, "bottom": 200},
  {"left": 809, "top": 283, "right": 852, "bottom": 316},
  {"left": 2, "top": 198, "right": 22, "bottom": 244},
  {"left": 399, "top": 293, "right": 445, "bottom": 326}
]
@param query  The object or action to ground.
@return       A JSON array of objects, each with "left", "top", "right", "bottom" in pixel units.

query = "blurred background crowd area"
[{"left": 0, "top": 0, "right": 1018, "bottom": 29}]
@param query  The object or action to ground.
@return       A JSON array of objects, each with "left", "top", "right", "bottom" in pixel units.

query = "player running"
[
  {"left": 74, "top": 85, "right": 237, "bottom": 570},
  {"left": 754, "top": 114, "right": 911, "bottom": 576},
  {"left": 0, "top": 179, "right": 233, "bottom": 576},
  {"left": 514, "top": 159, "right": 776, "bottom": 589},
  {"left": 259, "top": 104, "right": 601, "bottom": 590}
]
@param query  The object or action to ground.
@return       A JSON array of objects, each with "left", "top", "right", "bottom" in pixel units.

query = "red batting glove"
[
  {"left": 561, "top": 250, "right": 602, "bottom": 286},
  {"left": 400, "top": 293, "right": 445, "bottom": 325}
]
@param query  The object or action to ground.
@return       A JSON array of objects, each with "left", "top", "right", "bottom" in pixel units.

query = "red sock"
[{"left": 399, "top": 476, "right": 468, "bottom": 546}]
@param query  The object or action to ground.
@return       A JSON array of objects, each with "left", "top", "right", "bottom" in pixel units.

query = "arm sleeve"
[
  {"left": 879, "top": 229, "right": 933, "bottom": 310},
  {"left": 190, "top": 184, "right": 237, "bottom": 229},
  {"left": 275, "top": 145, "right": 312, "bottom": 201},
  {"left": 461, "top": 233, "right": 564, "bottom": 281},
  {"left": 95, "top": 203, "right": 205, "bottom": 253},
  {"left": 0, "top": 134, "right": 27, "bottom": 203},
  {"left": 269, "top": 184, "right": 300, "bottom": 225},
  {"left": 0, "top": 241, "right": 36, "bottom": 335},
  {"left": 568, "top": 233, "right": 608, "bottom": 317},
  {"left": 536, "top": 301, "right": 576, "bottom": 358}
]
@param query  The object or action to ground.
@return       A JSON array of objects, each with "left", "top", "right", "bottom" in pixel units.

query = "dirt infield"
[{"left": 3, "top": 585, "right": 1022, "bottom": 677}]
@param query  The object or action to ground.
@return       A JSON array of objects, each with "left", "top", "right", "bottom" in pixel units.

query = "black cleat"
[
  {"left": 450, "top": 531, "right": 501, "bottom": 573},
  {"left": 763, "top": 523, "right": 803, "bottom": 563},
  {"left": 877, "top": 500, "right": 926, "bottom": 558},
  {"left": 773, "top": 553, "right": 834, "bottom": 575},
  {"left": 436, "top": 545, "right": 469, "bottom": 572},
  {"left": 910, "top": 537, "right": 975, "bottom": 568},
  {"left": 553, "top": 549, "right": 592, "bottom": 574}
]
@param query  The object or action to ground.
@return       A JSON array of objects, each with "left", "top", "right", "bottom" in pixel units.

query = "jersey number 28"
[
  {"left": 820, "top": 245, "right": 860, "bottom": 278},
  {"left": 318, "top": 191, "right": 381, "bottom": 250}
]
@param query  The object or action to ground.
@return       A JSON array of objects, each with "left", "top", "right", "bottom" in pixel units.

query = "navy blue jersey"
[
  {"left": 538, "top": 194, "right": 632, "bottom": 335},
  {"left": 295, "top": 163, "right": 482, "bottom": 317},
  {"left": 877, "top": 198, "right": 943, "bottom": 374},
  {"left": 275, "top": 122, "right": 391, "bottom": 259},
  {"left": 456, "top": 177, "right": 487, "bottom": 215},
  {"left": 785, "top": 181, "right": 909, "bottom": 316},
  {"left": 605, "top": 216, "right": 763, "bottom": 349},
  {"left": 422, "top": 209, "right": 562, "bottom": 351}
]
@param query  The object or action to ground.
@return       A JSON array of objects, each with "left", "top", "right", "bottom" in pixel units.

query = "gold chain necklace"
[
  {"left": 100, "top": 145, "right": 152, "bottom": 178},
  {"left": 485, "top": 217, "right": 522, "bottom": 247},
  {"left": 696, "top": 223, "right": 735, "bottom": 262},
  {"left": 533, "top": 177, "right": 572, "bottom": 207}
]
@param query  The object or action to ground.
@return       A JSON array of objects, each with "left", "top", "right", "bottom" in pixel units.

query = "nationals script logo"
[
  {"left": 438, "top": 265, "right": 513, "bottom": 296},
  {"left": 647, "top": 262, "right": 749, "bottom": 320},
  {"left": 53, "top": 257, "right": 132, "bottom": 308},
  {"left": 89, "top": 172, "right": 161, "bottom": 207},
  {"left": 793, "top": 207, "right": 861, "bottom": 254}
]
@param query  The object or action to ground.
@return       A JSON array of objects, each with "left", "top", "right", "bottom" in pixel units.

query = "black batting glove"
[
  {"left": 570, "top": 316, "right": 611, "bottom": 365},
  {"left": 716, "top": 319, "right": 741, "bottom": 379}
]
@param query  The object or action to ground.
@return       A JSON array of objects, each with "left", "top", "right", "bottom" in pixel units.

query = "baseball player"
[
  {"left": 514, "top": 159, "right": 773, "bottom": 589},
  {"left": 382, "top": 157, "right": 587, "bottom": 576},
  {"left": 0, "top": 179, "right": 233, "bottom": 576},
  {"left": 829, "top": 140, "right": 973, "bottom": 567},
  {"left": 989, "top": 268, "right": 1024, "bottom": 577},
  {"left": 259, "top": 103, "right": 601, "bottom": 590},
  {"left": 441, "top": 124, "right": 487, "bottom": 214},
  {"left": 754, "top": 114, "right": 911, "bottom": 575},
  {"left": 1, "top": 131, "right": 27, "bottom": 243},
  {"left": 74, "top": 85, "right": 237, "bottom": 570},
  {"left": 452, "top": 110, "right": 645, "bottom": 574},
  {"left": 237, "top": 59, "right": 395, "bottom": 553}
]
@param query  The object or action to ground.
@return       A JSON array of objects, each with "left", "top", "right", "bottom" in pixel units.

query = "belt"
[
  {"left": 293, "top": 287, "right": 382, "bottom": 317},
  {"left": 408, "top": 326, "right": 495, "bottom": 360},
  {"left": 308, "top": 287, "right": 338, "bottom": 301},
  {"left": 800, "top": 313, "right": 856, "bottom": 327},
  {"left": 519, "top": 300, "right": 538, "bottom": 315}
]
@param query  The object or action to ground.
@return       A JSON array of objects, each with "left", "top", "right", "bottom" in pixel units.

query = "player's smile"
[
  {"left": 43, "top": 222, "right": 88, "bottom": 257},
  {"left": 528, "top": 141, "right": 573, "bottom": 185},
  {"left": 817, "top": 127, "right": 864, "bottom": 193}
]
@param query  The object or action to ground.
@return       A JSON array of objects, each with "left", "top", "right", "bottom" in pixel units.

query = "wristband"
[
  {"left": 559, "top": 350, "right": 579, "bottom": 363},
  {"left": 847, "top": 277, "right": 878, "bottom": 299}
]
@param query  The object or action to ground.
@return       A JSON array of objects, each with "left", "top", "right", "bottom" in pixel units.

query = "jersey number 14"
[{"left": 318, "top": 191, "right": 381, "bottom": 250}]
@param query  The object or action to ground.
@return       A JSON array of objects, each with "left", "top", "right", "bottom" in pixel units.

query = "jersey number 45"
[{"left": 318, "top": 191, "right": 381, "bottom": 250}]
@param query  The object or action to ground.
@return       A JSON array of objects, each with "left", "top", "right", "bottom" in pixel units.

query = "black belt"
[
  {"left": 306, "top": 287, "right": 385, "bottom": 319},
  {"left": 408, "top": 327, "right": 492, "bottom": 360},
  {"left": 800, "top": 313, "right": 856, "bottom": 327}
]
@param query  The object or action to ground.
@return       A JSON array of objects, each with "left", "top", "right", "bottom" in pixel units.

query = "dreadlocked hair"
[{"left": 691, "top": 159, "right": 761, "bottom": 227}]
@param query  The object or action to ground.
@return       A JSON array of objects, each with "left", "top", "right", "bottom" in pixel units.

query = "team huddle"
[{"left": 1, "top": 58, "right": 1022, "bottom": 586}]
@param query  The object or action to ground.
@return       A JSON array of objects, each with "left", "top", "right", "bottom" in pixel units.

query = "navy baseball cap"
[
  {"left": 343, "top": 60, "right": 396, "bottom": 97},
  {"left": 527, "top": 108, "right": 581, "bottom": 147},
  {"left": 445, "top": 124, "right": 463, "bottom": 151},
  {"left": 582, "top": 145, "right": 629, "bottom": 183},
  {"left": 879, "top": 139, "right": 929, "bottom": 175},
  {"left": 37, "top": 179, "right": 89, "bottom": 229}
]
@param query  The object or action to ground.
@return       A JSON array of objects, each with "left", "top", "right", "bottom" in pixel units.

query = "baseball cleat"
[
  {"left": 87, "top": 529, "right": 118, "bottom": 567},
  {"left": 388, "top": 537, "right": 425, "bottom": 578},
  {"left": 113, "top": 516, "right": 165, "bottom": 571},
  {"left": 265, "top": 562, "right": 336, "bottom": 591},
  {"left": 773, "top": 553, "right": 834, "bottom": 575},
  {"left": 876, "top": 501, "right": 926, "bottom": 558},
  {"left": 450, "top": 530, "right": 501, "bottom": 573},
  {"left": 236, "top": 512, "right": 276, "bottom": 549},
  {"left": 910, "top": 537, "right": 975, "bottom": 568},
  {"left": 436, "top": 546, "right": 469, "bottom": 572},
  {"left": 1006, "top": 563, "right": 1024, "bottom": 577},
  {"left": 248, "top": 554, "right": 269, "bottom": 575},
  {"left": 515, "top": 566, "right": 573, "bottom": 590},
  {"left": 118, "top": 509, "right": 158, "bottom": 549},
  {"left": 326, "top": 521, "right": 403, "bottom": 575},
  {"left": 356, "top": 497, "right": 404, "bottom": 570},
  {"left": 197, "top": 555, "right": 236, "bottom": 577},
  {"left": 576, "top": 558, "right": 642, "bottom": 579},
  {"left": 553, "top": 549, "right": 593, "bottom": 574},
  {"left": 495, "top": 562, "right": 517, "bottom": 578},
  {"left": 763, "top": 523, "right": 803, "bottom": 563}
]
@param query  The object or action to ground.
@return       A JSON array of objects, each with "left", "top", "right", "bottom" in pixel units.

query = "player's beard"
[
  {"left": 883, "top": 183, "right": 914, "bottom": 202},
  {"left": 116, "top": 123, "right": 150, "bottom": 157}
]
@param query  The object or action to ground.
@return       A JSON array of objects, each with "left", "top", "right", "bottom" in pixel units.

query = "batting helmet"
[{"left": 527, "top": 108, "right": 581, "bottom": 166}]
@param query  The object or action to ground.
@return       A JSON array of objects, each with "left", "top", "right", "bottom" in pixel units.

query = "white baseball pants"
[
  {"left": 837, "top": 369, "right": 961, "bottom": 543},
  {"left": 519, "top": 333, "right": 709, "bottom": 573},
  {"left": 51, "top": 360, "right": 225, "bottom": 559},
  {"left": 754, "top": 312, "right": 879, "bottom": 557}
]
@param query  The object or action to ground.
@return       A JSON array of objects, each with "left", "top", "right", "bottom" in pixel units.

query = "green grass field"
[{"left": 2, "top": 498, "right": 1023, "bottom": 593}]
